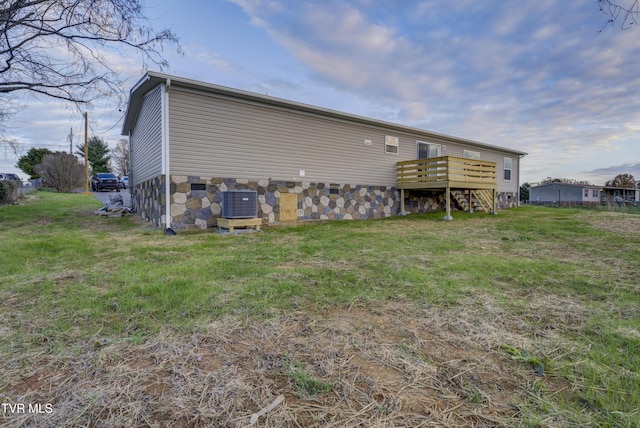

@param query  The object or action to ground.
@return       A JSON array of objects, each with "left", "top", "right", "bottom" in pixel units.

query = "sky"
[{"left": 2, "top": 0, "right": 640, "bottom": 185}]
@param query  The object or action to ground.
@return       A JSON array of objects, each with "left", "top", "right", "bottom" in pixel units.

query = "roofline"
[
  {"left": 531, "top": 182, "right": 639, "bottom": 190},
  {"left": 602, "top": 186, "right": 640, "bottom": 190},
  {"left": 122, "top": 71, "right": 528, "bottom": 157},
  {"left": 530, "top": 182, "right": 601, "bottom": 189}
]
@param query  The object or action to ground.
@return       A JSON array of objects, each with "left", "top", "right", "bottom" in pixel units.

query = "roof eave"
[{"left": 121, "top": 71, "right": 528, "bottom": 157}]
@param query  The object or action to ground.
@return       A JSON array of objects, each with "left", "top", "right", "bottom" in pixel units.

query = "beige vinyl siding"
[
  {"left": 168, "top": 87, "right": 520, "bottom": 191},
  {"left": 169, "top": 89, "right": 398, "bottom": 186},
  {"left": 130, "top": 86, "right": 162, "bottom": 185}
]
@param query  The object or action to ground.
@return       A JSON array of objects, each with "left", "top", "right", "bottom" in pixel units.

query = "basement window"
[
  {"left": 503, "top": 157, "right": 512, "bottom": 181},
  {"left": 385, "top": 136, "right": 399, "bottom": 154}
]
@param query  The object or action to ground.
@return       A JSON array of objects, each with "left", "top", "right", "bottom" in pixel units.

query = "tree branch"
[
  {"left": 0, "top": 0, "right": 180, "bottom": 107},
  {"left": 598, "top": 0, "right": 640, "bottom": 32}
]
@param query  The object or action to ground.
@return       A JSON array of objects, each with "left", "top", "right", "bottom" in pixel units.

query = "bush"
[
  {"left": 35, "top": 153, "right": 85, "bottom": 193},
  {"left": 0, "top": 180, "right": 17, "bottom": 205}
]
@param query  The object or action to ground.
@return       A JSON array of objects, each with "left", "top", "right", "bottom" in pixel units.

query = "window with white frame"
[
  {"left": 385, "top": 136, "right": 399, "bottom": 154},
  {"left": 463, "top": 149, "right": 481, "bottom": 160},
  {"left": 504, "top": 157, "right": 512, "bottom": 181},
  {"left": 584, "top": 189, "right": 589, "bottom": 198},
  {"left": 416, "top": 141, "right": 441, "bottom": 158}
]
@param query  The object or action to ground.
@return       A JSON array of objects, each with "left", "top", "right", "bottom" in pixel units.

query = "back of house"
[{"left": 122, "top": 72, "right": 527, "bottom": 230}]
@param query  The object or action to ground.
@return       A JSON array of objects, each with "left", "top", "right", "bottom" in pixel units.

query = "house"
[
  {"left": 530, "top": 182, "right": 640, "bottom": 206},
  {"left": 530, "top": 182, "right": 602, "bottom": 205},
  {"left": 121, "top": 72, "right": 527, "bottom": 231},
  {"left": 600, "top": 186, "right": 640, "bottom": 204}
]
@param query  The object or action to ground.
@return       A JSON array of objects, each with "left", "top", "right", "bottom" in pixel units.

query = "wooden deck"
[{"left": 396, "top": 156, "right": 498, "bottom": 219}]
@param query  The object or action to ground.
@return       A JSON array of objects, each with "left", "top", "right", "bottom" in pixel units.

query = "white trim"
[
  {"left": 385, "top": 135, "right": 399, "bottom": 155},
  {"left": 128, "top": 131, "right": 132, "bottom": 186},
  {"left": 130, "top": 75, "right": 150, "bottom": 96},
  {"left": 162, "top": 79, "right": 171, "bottom": 229},
  {"left": 503, "top": 157, "right": 513, "bottom": 182}
]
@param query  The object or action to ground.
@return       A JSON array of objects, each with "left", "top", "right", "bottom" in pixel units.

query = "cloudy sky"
[{"left": 2, "top": 0, "right": 639, "bottom": 185}]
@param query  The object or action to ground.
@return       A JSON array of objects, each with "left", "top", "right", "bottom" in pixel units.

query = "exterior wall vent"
[{"left": 222, "top": 190, "right": 258, "bottom": 218}]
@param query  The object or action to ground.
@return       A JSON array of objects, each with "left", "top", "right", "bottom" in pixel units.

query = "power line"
[{"left": 89, "top": 112, "right": 125, "bottom": 135}]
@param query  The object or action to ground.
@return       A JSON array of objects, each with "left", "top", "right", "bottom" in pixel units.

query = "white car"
[{"left": 120, "top": 176, "right": 129, "bottom": 189}]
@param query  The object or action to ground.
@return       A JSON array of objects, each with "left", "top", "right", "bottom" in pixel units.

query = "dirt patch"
[{"left": 0, "top": 296, "right": 577, "bottom": 427}]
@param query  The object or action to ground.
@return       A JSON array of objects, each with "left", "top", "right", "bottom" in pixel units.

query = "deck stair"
[
  {"left": 451, "top": 190, "right": 470, "bottom": 211},
  {"left": 471, "top": 189, "right": 493, "bottom": 213},
  {"left": 450, "top": 189, "right": 494, "bottom": 213}
]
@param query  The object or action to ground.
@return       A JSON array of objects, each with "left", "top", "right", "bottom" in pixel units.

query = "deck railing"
[{"left": 397, "top": 156, "right": 497, "bottom": 189}]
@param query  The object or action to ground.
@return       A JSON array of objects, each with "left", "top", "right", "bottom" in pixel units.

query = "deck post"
[
  {"left": 400, "top": 188, "right": 406, "bottom": 215},
  {"left": 491, "top": 189, "right": 497, "bottom": 215},
  {"left": 444, "top": 186, "right": 453, "bottom": 221}
]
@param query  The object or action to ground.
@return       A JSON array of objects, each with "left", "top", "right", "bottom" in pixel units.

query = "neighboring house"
[
  {"left": 530, "top": 182, "right": 640, "bottom": 205},
  {"left": 600, "top": 186, "right": 640, "bottom": 204},
  {"left": 121, "top": 72, "right": 527, "bottom": 231},
  {"left": 530, "top": 183, "right": 602, "bottom": 205}
]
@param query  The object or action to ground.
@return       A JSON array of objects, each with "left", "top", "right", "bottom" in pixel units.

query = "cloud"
[
  {"left": 186, "top": 46, "right": 231, "bottom": 70},
  {"left": 586, "top": 163, "right": 640, "bottom": 178}
]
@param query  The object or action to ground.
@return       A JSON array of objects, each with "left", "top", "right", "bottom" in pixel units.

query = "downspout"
[
  {"left": 517, "top": 154, "right": 524, "bottom": 206},
  {"left": 162, "top": 78, "right": 172, "bottom": 231}
]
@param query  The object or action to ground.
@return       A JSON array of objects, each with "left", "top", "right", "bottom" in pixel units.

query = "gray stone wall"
[
  {"left": 131, "top": 175, "right": 165, "bottom": 227},
  {"left": 131, "top": 174, "right": 518, "bottom": 230},
  {"left": 169, "top": 176, "right": 403, "bottom": 231},
  {"left": 497, "top": 192, "right": 519, "bottom": 208},
  {"left": 403, "top": 190, "right": 448, "bottom": 213}
]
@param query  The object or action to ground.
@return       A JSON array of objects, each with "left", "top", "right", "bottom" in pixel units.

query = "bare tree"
[
  {"left": 0, "top": 133, "right": 20, "bottom": 156},
  {"left": 598, "top": 0, "right": 640, "bottom": 31},
  {"left": 35, "top": 152, "right": 84, "bottom": 192},
  {"left": 0, "top": 102, "right": 20, "bottom": 155},
  {"left": 111, "top": 138, "right": 129, "bottom": 176},
  {"left": 0, "top": 0, "right": 179, "bottom": 105}
]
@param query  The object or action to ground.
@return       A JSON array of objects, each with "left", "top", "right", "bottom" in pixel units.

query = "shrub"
[
  {"left": 0, "top": 180, "right": 17, "bottom": 205},
  {"left": 35, "top": 153, "right": 85, "bottom": 193}
]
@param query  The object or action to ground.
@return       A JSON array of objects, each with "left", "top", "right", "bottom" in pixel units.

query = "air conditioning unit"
[{"left": 222, "top": 190, "right": 258, "bottom": 219}]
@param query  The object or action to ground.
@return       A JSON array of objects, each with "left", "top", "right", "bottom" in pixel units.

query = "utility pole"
[
  {"left": 67, "top": 127, "right": 73, "bottom": 154},
  {"left": 83, "top": 112, "right": 91, "bottom": 194}
]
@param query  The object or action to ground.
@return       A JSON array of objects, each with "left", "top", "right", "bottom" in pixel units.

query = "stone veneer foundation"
[
  {"left": 131, "top": 175, "right": 519, "bottom": 231},
  {"left": 131, "top": 175, "right": 165, "bottom": 228}
]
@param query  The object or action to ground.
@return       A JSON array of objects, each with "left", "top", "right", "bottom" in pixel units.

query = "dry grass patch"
[
  {"left": 577, "top": 211, "right": 640, "bottom": 235},
  {"left": 1, "top": 295, "right": 581, "bottom": 427}
]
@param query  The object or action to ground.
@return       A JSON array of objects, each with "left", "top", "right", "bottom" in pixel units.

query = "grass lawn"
[{"left": 1, "top": 192, "right": 639, "bottom": 427}]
